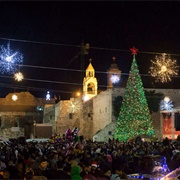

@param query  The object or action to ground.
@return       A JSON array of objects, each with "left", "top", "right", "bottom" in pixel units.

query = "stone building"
[
  {"left": 0, "top": 91, "right": 55, "bottom": 138},
  {"left": 1, "top": 59, "right": 180, "bottom": 141},
  {"left": 54, "top": 59, "right": 180, "bottom": 142}
]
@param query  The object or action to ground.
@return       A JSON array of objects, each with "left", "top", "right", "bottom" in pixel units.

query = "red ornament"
[{"left": 130, "top": 47, "right": 138, "bottom": 55}]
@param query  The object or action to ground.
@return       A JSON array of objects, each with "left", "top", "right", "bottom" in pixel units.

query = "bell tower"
[
  {"left": 107, "top": 57, "right": 121, "bottom": 89},
  {"left": 83, "top": 59, "right": 98, "bottom": 101}
]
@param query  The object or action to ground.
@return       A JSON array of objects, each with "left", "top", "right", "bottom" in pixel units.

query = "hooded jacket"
[{"left": 70, "top": 166, "right": 82, "bottom": 180}]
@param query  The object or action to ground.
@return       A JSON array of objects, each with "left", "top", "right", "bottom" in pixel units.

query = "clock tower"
[{"left": 107, "top": 57, "right": 121, "bottom": 89}]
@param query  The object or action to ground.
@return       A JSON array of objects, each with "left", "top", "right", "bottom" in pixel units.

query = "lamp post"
[{"left": 33, "top": 120, "right": 36, "bottom": 139}]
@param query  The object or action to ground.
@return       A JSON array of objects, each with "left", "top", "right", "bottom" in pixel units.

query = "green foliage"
[
  {"left": 145, "top": 90, "right": 164, "bottom": 114},
  {"left": 113, "top": 96, "right": 123, "bottom": 119},
  {"left": 114, "top": 57, "right": 155, "bottom": 142}
]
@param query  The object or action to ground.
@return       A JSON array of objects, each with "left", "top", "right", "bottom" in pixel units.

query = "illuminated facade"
[
  {"left": 83, "top": 60, "right": 98, "bottom": 101},
  {"left": 0, "top": 92, "right": 55, "bottom": 138}
]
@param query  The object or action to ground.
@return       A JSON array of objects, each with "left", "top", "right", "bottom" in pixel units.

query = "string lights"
[
  {"left": 0, "top": 37, "right": 180, "bottom": 97},
  {"left": 160, "top": 96, "right": 173, "bottom": 111},
  {"left": 12, "top": 94, "right": 18, "bottom": 101},
  {"left": 0, "top": 42, "right": 23, "bottom": 74},
  {"left": 14, "top": 72, "right": 24, "bottom": 81},
  {"left": 110, "top": 74, "right": 120, "bottom": 84}
]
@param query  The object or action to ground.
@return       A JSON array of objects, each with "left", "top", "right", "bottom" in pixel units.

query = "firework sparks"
[
  {"left": 149, "top": 54, "right": 179, "bottom": 83},
  {"left": 0, "top": 43, "right": 23, "bottom": 74}
]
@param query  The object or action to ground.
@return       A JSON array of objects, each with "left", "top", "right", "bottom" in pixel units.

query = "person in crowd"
[
  {"left": 50, "top": 153, "right": 59, "bottom": 170},
  {"left": 102, "top": 167, "right": 112, "bottom": 180},
  {"left": 81, "top": 152, "right": 92, "bottom": 165},
  {"left": 91, "top": 161, "right": 99, "bottom": 177},
  {"left": 33, "top": 168, "right": 47, "bottom": 180},
  {"left": 24, "top": 168, "right": 34, "bottom": 180},
  {"left": 33, "top": 159, "right": 51, "bottom": 179},
  {"left": 0, "top": 159, "right": 6, "bottom": 172},
  {"left": 2, "top": 170, "right": 10, "bottom": 180},
  {"left": 6, "top": 160, "right": 19, "bottom": 179},
  {"left": 80, "top": 162, "right": 94, "bottom": 179},
  {"left": 106, "top": 152, "right": 112, "bottom": 170},
  {"left": 111, "top": 165, "right": 128, "bottom": 180},
  {"left": 111, "top": 151, "right": 120, "bottom": 174},
  {"left": 63, "top": 164, "right": 72, "bottom": 177},
  {"left": 110, "top": 173, "right": 120, "bottom": 180},
  {"left": 70, "top": 165, "right": 82, "bottom": 180},
  {"left": 16, "top": 158, "right": 26, "bottom": 179},
  {"left": 51, "top": 160, "right": 71, "bottom": 179},
  {"left": 0, "top": 132, "right": 180, "bottom": 179}
]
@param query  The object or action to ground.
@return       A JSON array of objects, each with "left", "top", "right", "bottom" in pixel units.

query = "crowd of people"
[{"left": 0, "top": 130, "right": 180, "bottom": 180}]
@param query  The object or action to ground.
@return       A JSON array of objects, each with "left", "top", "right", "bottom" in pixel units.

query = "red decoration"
[{"left": 130, "top": 47, "right": 138, "bottom": 55}]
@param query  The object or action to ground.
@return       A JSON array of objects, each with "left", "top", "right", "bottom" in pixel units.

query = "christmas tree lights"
[{"left": 114, "top": 48, "right": 154, "bottom": 142}]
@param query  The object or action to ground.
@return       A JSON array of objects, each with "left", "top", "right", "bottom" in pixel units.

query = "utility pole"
[{"left": 80, "top": 41, "right": 89, "bottom": 83}]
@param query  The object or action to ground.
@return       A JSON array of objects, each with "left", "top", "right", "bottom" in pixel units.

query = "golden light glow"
[
  {"left": 14, "top": 72, "right": 24, "bottom": 81},
  {"left": 164, "top": 96, "right": 170, "bottom": 103},
  {"left": 83, "top": 95, "right": 90, "bottom": 102},
  {"left": 149, "top": 54, "right": 179, "bottom": 83},
  {"left": 69, "top": 98, "right": 81, "bottom": 113},
  {"left": 76, "top": 92, "right": 81, "bottom": 97},
  {"left": 12, "top": 94, "right": 18, "bottom": 101},
  {"left": 161, "top": 65, "right": 167, "bottom": 72}
]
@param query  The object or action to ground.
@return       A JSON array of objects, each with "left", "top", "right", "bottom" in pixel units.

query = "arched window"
[{"left": 87, "top": 82, "right": 95, "bottom": 94}]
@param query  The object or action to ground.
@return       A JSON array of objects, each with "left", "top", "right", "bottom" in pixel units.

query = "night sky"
[{"left": 0, "top": 1, "right": 180, "bottom": 100}]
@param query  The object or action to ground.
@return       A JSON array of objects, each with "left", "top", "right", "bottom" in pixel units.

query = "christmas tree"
[{"left": 114, "top": 48, "right": 154, "bottom": 142}]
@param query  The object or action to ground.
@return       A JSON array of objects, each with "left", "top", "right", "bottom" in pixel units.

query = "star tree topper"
[{"left": 130, "top": 47, "right": 138, "bottom": 56}]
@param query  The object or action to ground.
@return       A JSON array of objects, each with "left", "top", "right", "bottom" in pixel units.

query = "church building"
[{"left": 1, "top": 58, "right": 180, "bottom": 141}]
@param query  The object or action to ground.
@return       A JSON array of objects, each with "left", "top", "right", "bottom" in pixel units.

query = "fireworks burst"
[
  {"left": 149, "top": 54, "right": 179, "bottom": 83},
  {"left": 0, "top": 43, "right": 23, "bottom": 74}
]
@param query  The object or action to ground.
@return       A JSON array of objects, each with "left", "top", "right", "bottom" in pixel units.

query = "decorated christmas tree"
[{"left": 114, "top": 47, "right": 154, "bottom": 142}]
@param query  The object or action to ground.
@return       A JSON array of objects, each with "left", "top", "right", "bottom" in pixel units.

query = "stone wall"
[
  {"left": 146, "top": 88, "right": 180, "bottom": 107},
  {"left": 56, "top": 99, "right": 82, "bottom": 136},
  {"left": 1, "top": 127, "right": 24, "bottom": 138},
  {"left": 93, "top": 89, "right": 113, "bottom": 135},
  {"left": 93, "top": 122, "right": 116, "bottom": 142},
  {"left": 90, "top": 88, "right": 180, "bottom": 141},
  {"left": 81, "top": 99, "right": 93, "bottom": 140},
  {"left": 43, "top": 104, "right": 55, "bottom": 123}
]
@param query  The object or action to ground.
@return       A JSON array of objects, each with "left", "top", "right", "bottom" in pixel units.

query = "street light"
[{"left": 76, "top": 92, "right": 81, "bottom": 97}]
